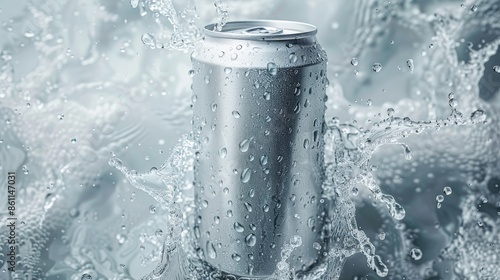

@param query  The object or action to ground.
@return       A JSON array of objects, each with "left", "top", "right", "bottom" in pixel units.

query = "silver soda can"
[{"left": 191, "top": 20, "right": 328, "bottom": 278}]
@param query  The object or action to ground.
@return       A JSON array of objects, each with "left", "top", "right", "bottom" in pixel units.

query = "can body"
[{"left": 191, "top": 20, "right": 328, "bottom": 277}]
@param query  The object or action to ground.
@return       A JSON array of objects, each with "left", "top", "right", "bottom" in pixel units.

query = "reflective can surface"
[{"left": 191, "top": 20, "right": 328, "bottom": 277}]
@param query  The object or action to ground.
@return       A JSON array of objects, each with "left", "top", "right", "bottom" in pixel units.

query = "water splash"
[{"left": 1, "top": 0, "right": 499, "bottom": 279}]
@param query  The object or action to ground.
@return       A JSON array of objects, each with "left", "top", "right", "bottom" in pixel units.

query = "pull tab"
[{"left": 243, "top": 26, "right": 283, "bottom": 35}]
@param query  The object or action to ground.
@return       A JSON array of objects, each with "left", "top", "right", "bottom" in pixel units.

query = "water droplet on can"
[
  {"left": 267, "top": 62, "right": 278, "bottom": 76},
  {"left": 245, "top": 233, "right": 257, "bottom": 247}
]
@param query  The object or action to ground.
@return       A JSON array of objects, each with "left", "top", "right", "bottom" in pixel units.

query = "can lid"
[{"left": 204, "top": 20, "right": 317, "bottom": 41}]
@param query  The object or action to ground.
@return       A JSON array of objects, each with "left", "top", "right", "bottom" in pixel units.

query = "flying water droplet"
[
  {"left": 406, "top": 59, "right": 414, "bottom": 73},
  {"left": 443, "top": 186, "right": 452, "bottom": 195},
  {"left": 350, "top": 58, "right": 358, "bottom": 66},
  {"left": 410, "top": 248, "right": 423, "bottom": 260},
  {"left": 141, "top": 33, "right": 156, "bottom": 48},
  {"left": 372, "top": 63, "right": 382, "bottom": 72},
  {"left": 493, "top": 65, "right": 500, "bottom": 73},
  {"left": 130, "top": 0, "right": 139, "bottom": 8}
]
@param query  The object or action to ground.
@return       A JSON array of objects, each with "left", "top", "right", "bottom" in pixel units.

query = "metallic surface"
[{"left": 191, "top": 20, "right": 328, "bottom": 277}]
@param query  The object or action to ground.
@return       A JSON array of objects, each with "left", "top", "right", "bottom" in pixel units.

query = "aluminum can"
[{"left": 191, "top": 20, "right": 328, "bottom": 278}]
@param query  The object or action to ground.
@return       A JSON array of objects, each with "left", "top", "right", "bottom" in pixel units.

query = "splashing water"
[{"left": 1, "top": 0, "right": 500, "bottom": 279}]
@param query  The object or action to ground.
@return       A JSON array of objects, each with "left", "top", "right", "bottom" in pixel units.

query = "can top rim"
[{"left": 204, "top": 20, "right": 317, "bottom": 40}]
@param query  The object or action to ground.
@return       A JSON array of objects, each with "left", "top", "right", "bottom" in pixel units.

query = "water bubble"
[
  {"left": 350, "top": 58, "right": 358, "bottom": 66},
  {"left": 443, "top": 186, "right": 452, "bottom": 195},
  {"left": 289, "top": 53, "right": 298, "bottom": 63},
  {"left": 372, "top": 63, "right": 382, "bottom": 72},
  {"left": 232, "top": 110, "right": 241, "bottom": 118},
  {"left": 494, "top": 65, "right": 500, "bottom": 73},
  {"left": 406, "top": 59, "right": 414, "bottom": 73},
  {"left": 141, "top": 33, "right": 156, "bottom": 48},
  {"left": 267, "top": 62, "right": 278, "bottom": 76},
  {"left": 245, "top": 233, "right": 257, "bottom": 247},
  {"left": 410, "top": 248, "right": 423, "bottom": 260},
  {"left": 218, "top": 147, "right": 227, "bottom": 158},
  {"left": 240, "top": 168, "right": 251, "bottom": 183}
]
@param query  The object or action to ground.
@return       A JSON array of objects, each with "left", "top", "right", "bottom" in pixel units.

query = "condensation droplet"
[
  {"left": 240, "top": 168, "right": 251, "bottom": 183},
  {"left": 232, "top": 253, "right": 241, "bottom": 262},
  {"left": 218, "top": 147, "right": 227, "bottom": 158},
  {"left": 245, "top": 233, "right": 257, "bottom": 247},
  {"left": 239, "top": 138, "right": 251, "bottom": 152},
  {"left": 206, "top": 241, "right": 217, "bottom": 259},
  {"left": 267, "top": 62, "right": 278, "bottom": 76}
]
